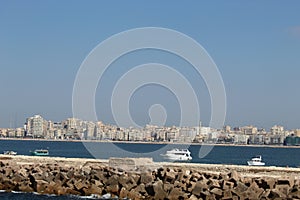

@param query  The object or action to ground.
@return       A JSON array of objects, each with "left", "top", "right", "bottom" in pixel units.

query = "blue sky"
[{"left": 0, "top": 1, "right": 300, "bottom": 129}]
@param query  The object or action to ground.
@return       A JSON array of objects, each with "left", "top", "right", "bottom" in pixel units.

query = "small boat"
[
  {"left": 3, "top": 151, "right": 17, "bottom": 155},
  {"left": 161, "top": 148, "right": 192, "bottom": 161},
  {"left": 31, "top": 149, "right": 49, "bottom": 156},
  {"left": 247, "top": 155, "right": 265, "bottom": 166}
]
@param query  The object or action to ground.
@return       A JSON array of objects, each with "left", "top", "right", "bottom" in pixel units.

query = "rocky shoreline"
[{"left": 1, "top": 155, "right": 300, "bottom": 199}]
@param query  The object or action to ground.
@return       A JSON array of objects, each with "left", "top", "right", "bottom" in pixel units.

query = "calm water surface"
[
  {"left": 1, "top": 139, "right": 300, "bottom": 199},
  {"left": 0, "top": 139, "right": 299, "bottom": 167}
]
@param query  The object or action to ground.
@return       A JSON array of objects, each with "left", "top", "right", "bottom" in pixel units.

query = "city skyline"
[
  {"left": 0, "top": 113, "right": 295, "bottom": 132},
  {"left": 1, "top": 2, "right": 300, "bottom": 129},
  {"left": 1, "top": 114, "right": 299, "bottom": 146}
]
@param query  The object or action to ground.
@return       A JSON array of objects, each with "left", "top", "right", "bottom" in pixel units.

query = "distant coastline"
[
  {"left": 1, "top": 137, "right": 300, "bottom": 149},
  {"left": 2, "top": 114, "right": 299, "bottom": 147}
]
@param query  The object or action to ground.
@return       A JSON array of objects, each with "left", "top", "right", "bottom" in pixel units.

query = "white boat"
[
  {"left": 3, "top": 151, "right": 17, "bottom": 155},
  {"left": 161, "top": 148, "right": 192, "bottom": 161},
  {"left": 247, "top": 155, "right": 265, "bottom": 166}
]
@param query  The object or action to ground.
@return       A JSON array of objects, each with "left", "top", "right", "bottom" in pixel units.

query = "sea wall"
[{"left": 1, "top": 155, "right": 300, "bottom": 199}]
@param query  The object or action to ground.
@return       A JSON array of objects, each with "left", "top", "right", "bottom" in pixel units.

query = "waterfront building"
[
  {"left": 164, "top": 126, "right": 180, "bottom": 142},
  {"left": 248, "top": 134, "right": 265, "bottom": 145},
  {"left": 200, "top": 127, "right": 211, "bottom": 135},
  {"left": 7, "top": 129, "right": 16, "bottom": 137},
  {"left": 0, "top": 129, "right": 6, "bottom": 137},
  {"left": 233, "top": 127, "right": 241, "bottom": 132},
  {"left": 47, "top": 121, "right": 54, "bottom": 131},
  {"left": 84, "top": 121, "right": 96, "bottom": 140},
  {"left": 193, "top": 124, "right": 211, "bottom": 143},
  {"left": 179, "top": 127, "right": 197, "bottom": 143},
  {"left": 156, "top": 128, "right": 165, "bottom": 141},
  {"left": 135, "top": 128, "right": 145, "bottom": 141},
  {"left": 63, "top": 118, "right": 80, "bottom": 130},
  {"left": 207, "top": 132, "right": 220, "bottom": 142},
  {"left": 25, "top": 115, "right": 45, "bottom": 138},
  {"left": 271, "top": 125, "right": 284, "bottom": 135},
  {"left": 53, "top": 122, "right": 63, "bottom": 130},
  {"left": 294, "top": 129, "right": 300, "bottom": 137},
  {"left": 285, "top": 136, "right": 300, "bottom": 146},
  {"left": 44, "top": 120, "right": 55, "bottom": 139},
  {"left": 216, "top": 132, "right": 233, "bottom": 144},
  {"left": 95, "top": 121, "right": 106, "bottom": 140},
  {"left": 223, "top": 125, "right": 231, "bottom": 133},
  {"left": 233, "top": 134, "right": 249, "bottom": 144},
  {"left": 270, "top": 134, "right": 285, "bottom": 145},
  {"left": 15, "top": 128, "right": 25, "bottom": 138},
  {"left": 54, "top": 129, "right": 63, "bottom": 139},
  {"left": 241, "top": 125, "right": 258, "bottom": 135}
]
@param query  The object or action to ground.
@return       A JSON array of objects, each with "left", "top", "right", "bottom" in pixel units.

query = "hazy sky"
[{"left": 0, "top": 1, "right": 300, "bottom": 129}]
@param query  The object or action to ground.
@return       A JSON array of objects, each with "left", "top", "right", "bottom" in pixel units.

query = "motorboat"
[
  {"left": 161, "top": 148, "right": 192, "bottom": 161},
  {"left": 3, "top": 151, "right": 17, "bottom": 155},
  {"left": 247, "top": 155, "right": 265, "bottom": 166},
  {"left": 31, "top": 149, "right": 49, "bottom": 156}
]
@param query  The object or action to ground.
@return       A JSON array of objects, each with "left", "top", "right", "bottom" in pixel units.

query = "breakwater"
[{"left": 1, "top": 155, "right": 300, "bottom": 199}]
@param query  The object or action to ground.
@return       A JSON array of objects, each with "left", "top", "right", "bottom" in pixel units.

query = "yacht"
[
  {"left": 31, "top": 149, "right": 49, "bottom": 156},
  {"left": 247, "top": 155, "right": 265, "bottom": 166},
  {"left": 161, "top": 148, "right": 192, "bottom": 161}
]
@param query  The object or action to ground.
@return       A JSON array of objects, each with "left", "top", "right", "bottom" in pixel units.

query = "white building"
[
  {"left": 26, "top": 115, "right": 45, "bottom": 138},
  {"left": 63, "top": 118, "right": 80, "bottom": 130},
  {"left": 271, "top": 125, "right": 284, "bottom": 135},
  {"left": 233, "top": 134, "right": 249, "bottom": 144}
]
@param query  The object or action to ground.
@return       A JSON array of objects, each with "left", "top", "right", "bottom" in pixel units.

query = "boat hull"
[
  {"left": 3, "top": 151, "right": 17, "bottom": 155},
  {"left": 247, "top": 161, "right": 265, "bottom": 166},
  {"left": 31, "top": 149, "right": 49, "bottom": 156},
  {"left": 161, "top": 148, "right": 193, "bottom": 161},
  {"left": 31, "top": 152, "right": 49, "bottom": 156},
  {"left": 164, "top": 155, "right": 192, "bottom": 161}
]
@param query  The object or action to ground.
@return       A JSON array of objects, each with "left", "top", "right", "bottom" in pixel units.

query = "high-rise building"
[
  {"left": 84, "top": 121, "right": 96, "bottom": 140},
  {"left": 25, "top": 115, "right": 45, "bottom": 138},
  {"left": 63, "top": 118, "right": 80, "bottom": 130}
]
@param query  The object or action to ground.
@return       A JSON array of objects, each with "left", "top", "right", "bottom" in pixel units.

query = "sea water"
[
  {"left": 0, "top": 139, "right": 299, "bottom": 167},
  {"left": 1, "top": 139, "right": 300, "bottom": 199}
]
